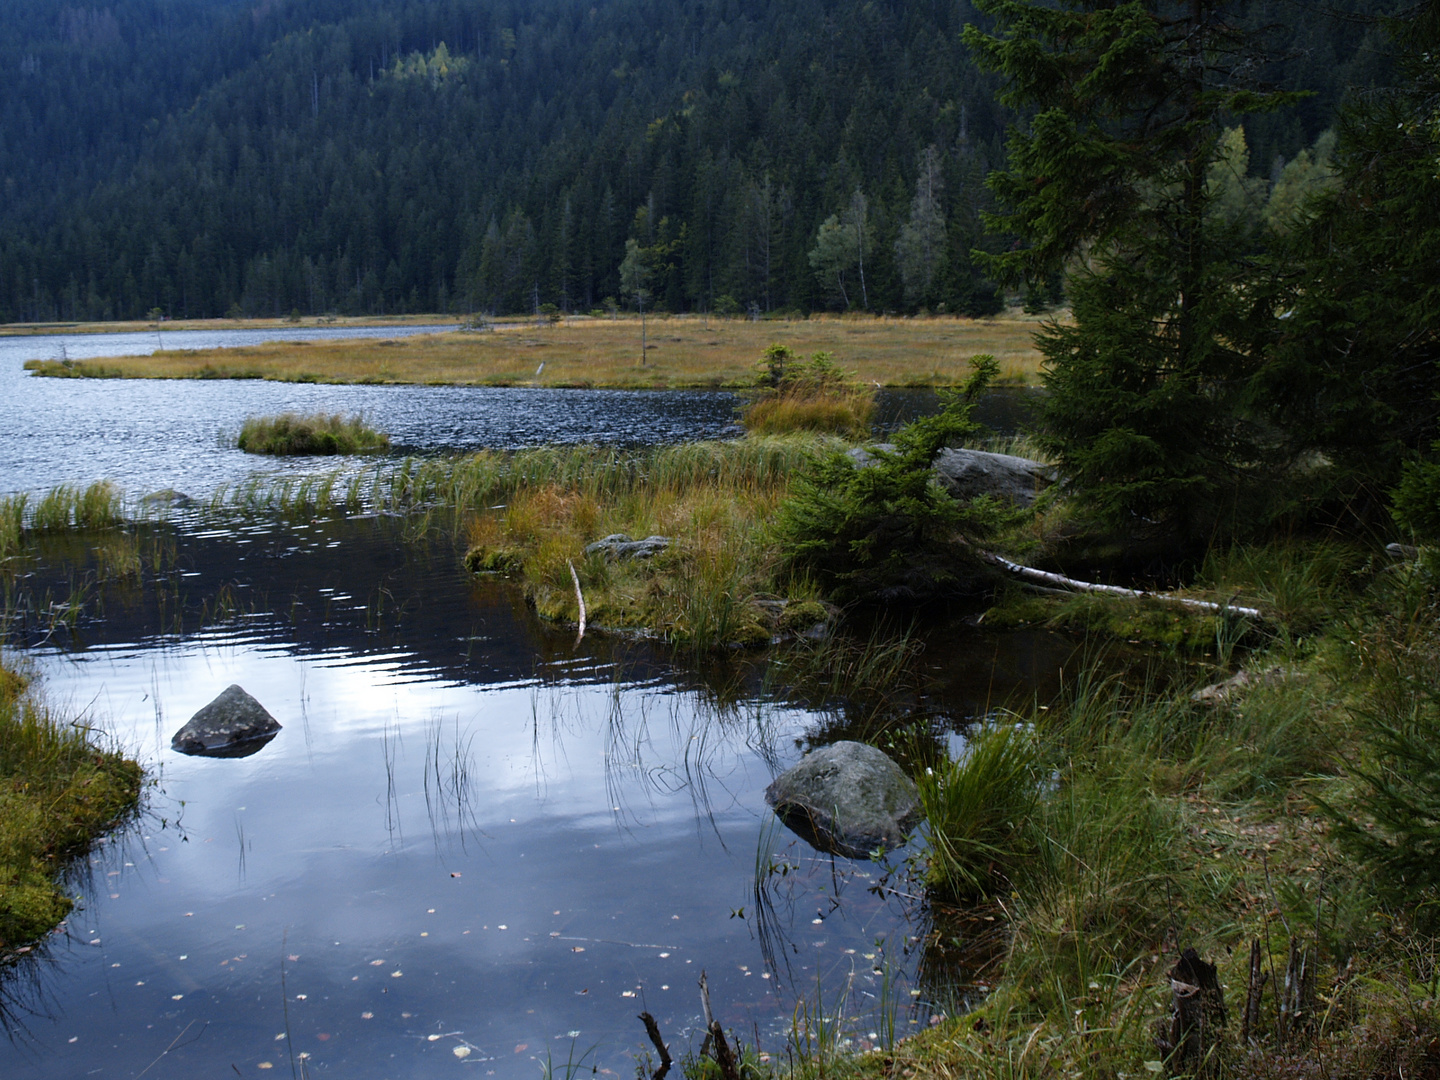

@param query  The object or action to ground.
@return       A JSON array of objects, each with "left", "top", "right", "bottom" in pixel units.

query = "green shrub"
[
  {"left": 1327, "top": 672, "right": 1440, "bottom": 902},
  {"left": 237, "top": 412, "right": 390, "bottom": 456},
  {"left": 771, "top": 355, "right": 1014, "bottom": 602}
]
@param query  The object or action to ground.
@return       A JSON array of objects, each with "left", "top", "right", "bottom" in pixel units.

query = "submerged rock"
[
  {"left": 764, "top": 741, "right": 922, "bottom": 859},
  {"left": 171, "top": 685, "right": 282, "bottom": 756},
  {"left": 139, "top": 488, "right": 194, "bottom": 508},
  {"left": 583, "top": 534, "right": 671, "bottom": 560}
]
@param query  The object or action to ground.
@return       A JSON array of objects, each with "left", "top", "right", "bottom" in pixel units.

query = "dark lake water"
[
  {"left": 0, "top": 327, "right": 1057, "bottom": 1078},
  {"left": 1, "top": 513, "right": 1081, "bottom": 1080},
  {"left": 0, "top": 326, "right": 1037, "bottom": 498}
]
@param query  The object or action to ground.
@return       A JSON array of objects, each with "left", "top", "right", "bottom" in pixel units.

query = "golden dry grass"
[
  {"left": 21, "top": 313, "right": 1051, "bottom": 388},
  {"left": 0, "top": 313, "right": 453, "bottom": 336}
]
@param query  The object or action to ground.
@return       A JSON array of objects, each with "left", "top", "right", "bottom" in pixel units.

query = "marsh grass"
[
  {"left": 742, "top": 347, "right": 877, "bottom": 438},
  {"left": 236, "top": 412, "right": 391, "bottom": 456},
  {"left": 2, "top": 483, "right": 126, "bottom": 568},
  {"left": 783, "top": 624, "right": 1434, "bottom": 1080},
  {"left": 916, "top": 723, "right": 1040, "bottom": 900},
  {"left": 455, "top": 440, "right": 825, "bottom": 648},
  {"left": 1198, "top": 539, "right": 1370, "bottom": 635},
  {"left": 0, "top": 655, "right": 142, "bottom": 954},
  {"left": 22, "top": 313, "right": 1049, "bottom": 388}
]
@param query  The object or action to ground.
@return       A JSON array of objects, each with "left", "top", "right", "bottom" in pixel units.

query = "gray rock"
[
  {"left": 932, "top": 448, "right": 1056, "bottom": 506},
  {"left": 171, "top": 685, "right": 281, "bottom": 756},
  {"left": 1191, "top": 666, "right": 1303, "bottom": 706},
  {"left": 583, "top": 534, "right": 671, "bottom": 560},
  {"left": 844, "top": 445, "right": 1055, "bottom": 506},
  {"left": 765, "top": 740, "right": 922, "bottom": 859},
  {"left": 139, "top": 488, "right": 194, "bottom": 508},
  {"left": 844, "top": 443, "right": 897, "bottom": 469}
]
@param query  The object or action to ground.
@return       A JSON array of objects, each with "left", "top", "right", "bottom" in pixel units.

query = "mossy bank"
[{"left": 0, "top": 657, "right": 143, "bottom": 957}]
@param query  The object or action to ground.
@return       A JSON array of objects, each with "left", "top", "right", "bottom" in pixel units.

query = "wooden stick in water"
[{"left": 567, "top": 559, "right": 587, "bottom": 642}]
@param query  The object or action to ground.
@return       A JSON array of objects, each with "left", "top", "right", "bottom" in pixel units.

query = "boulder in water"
[
  {"left": 764, "top": 740, "right": 922, "bottom": 859},
  {"left": 171, "top": 685, "right": 281, "bottom": 756}
]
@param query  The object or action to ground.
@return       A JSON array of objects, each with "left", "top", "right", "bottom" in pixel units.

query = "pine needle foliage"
[{"left": 772, "top": 355, "right": 1012, "bottom": 603}]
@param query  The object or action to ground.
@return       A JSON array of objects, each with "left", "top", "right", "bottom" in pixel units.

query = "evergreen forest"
[{"left": 0, "top": 0, "right": 1400, "bottom": 321}]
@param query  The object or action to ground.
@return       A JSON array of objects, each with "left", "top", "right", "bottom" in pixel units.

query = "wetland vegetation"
[
  {"left": 0, "top": 655, "right": 142, "bottom": 959},
  {"left": 21, "top": 314, "right": 1048, "bottom": 389},
  {"left": 236, "top": 411, "right": 391, "bottom": 456}
]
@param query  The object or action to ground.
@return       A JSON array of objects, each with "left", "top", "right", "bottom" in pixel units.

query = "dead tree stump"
[
  {"left": 1242, "top": 938, "right": 1269, "bottom": 1046},
  {"left": 1158, "top": 948, "right": 1228, "bottom": 1074}
]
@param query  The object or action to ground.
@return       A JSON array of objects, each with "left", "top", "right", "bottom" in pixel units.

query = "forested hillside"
[{"left": 0, "top": 0, "right": 1399, "bottom": 321}]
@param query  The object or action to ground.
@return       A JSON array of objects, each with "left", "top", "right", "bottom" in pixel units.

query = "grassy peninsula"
[
  {"left": 21, "top": 314, "right": 1048, "bottom": 389},
  {"left": 0, "top": 657, "right": 142, "bottom": 957}
]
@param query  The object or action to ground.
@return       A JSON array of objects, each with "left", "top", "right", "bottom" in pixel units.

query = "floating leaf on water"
[
  {"left": 453, "top": 1046, "right": 471, "bottom": 1059},
  {"left": 361, "top": 1012, "right": 374, "bottom": 1020},
  {"left": 258, "top": 1064, "right": 273, "bottom": 1070},
  {"left": 514, "top": 1044, "right": 528, "bottom": 1053},
  {"left": 391, "top": 971, "right": 403, "bottom": 978},
  {"left": 571, "top": 947, "right": 584, "bottom": 953},
  {"left": 428, "top": 1035, "right": 441, "bottom": 1042}
]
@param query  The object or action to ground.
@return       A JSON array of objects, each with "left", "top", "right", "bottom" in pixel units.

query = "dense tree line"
[
  {"left": 967, "top": 0, "right": 1436, "bottom": 542},
  {"left": 0, "top": 0, "right": 1397, "bottom": 321}
]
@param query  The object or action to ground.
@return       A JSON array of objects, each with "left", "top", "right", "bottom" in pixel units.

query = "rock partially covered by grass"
[
  {"left": 237, "top": 412, "right": 390, "bottom": 456},
  {"left": 0, "top": 658, "right": 142, "bottom": 954}
]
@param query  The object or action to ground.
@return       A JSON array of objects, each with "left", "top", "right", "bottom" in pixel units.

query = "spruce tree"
[{"left": 965, "top": 0, "right": 1299, "bottom": 540}]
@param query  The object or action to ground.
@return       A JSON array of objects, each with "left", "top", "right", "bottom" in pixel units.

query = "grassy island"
[{"left": 237, "top": 411, "right": 391, "bottom": 456}]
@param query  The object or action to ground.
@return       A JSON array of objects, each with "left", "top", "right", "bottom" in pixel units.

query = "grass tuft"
[{"left": 236, "top": 412, "right": 391, "bottom": 456}]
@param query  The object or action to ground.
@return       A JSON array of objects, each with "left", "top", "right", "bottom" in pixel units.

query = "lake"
[
  {"left": 0, "top": 328, "right": 1063, "bottom": 1079},
  {"left": 0, "top": 326, "right": 1037, "bottom": 499}
]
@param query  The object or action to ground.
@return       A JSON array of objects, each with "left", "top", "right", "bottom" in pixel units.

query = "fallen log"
[{"left": 982, "top": 553, "right": 1265, "bottom": 621}]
